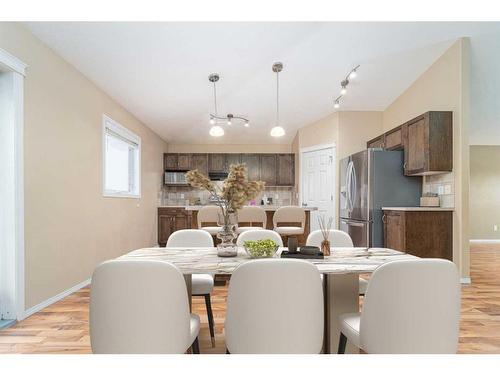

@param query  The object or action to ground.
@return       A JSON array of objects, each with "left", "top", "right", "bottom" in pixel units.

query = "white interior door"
[{"left": 301, "top": 147, "right": 335, "bottom": 232}]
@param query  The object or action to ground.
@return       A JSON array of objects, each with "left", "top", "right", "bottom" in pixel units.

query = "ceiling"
[{"left": 24, "top": 22, "right": 500, "bottom": 144}]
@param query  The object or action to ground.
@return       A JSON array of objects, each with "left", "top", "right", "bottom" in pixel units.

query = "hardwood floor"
[{"left": 0, "top": 243, "right": 499, "bottom": 354}]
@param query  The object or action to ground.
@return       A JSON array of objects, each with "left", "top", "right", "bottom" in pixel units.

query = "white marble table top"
[{"left": 121, "top": 247, "right": 417, "bottom": 275}]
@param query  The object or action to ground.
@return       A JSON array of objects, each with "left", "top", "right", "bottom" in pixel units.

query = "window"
[{"left": 102, "top": 115, "right": 141, "bottom": 198}]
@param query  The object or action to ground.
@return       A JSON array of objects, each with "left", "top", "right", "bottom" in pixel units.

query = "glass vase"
[{"left": 216, "top": 210, "right": 238, "bottom": 257}]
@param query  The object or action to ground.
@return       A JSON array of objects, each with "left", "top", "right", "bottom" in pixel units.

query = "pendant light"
[
  {"left": 208, "top": 73, "right": 224, "bottom": 137},
  {"left": 208, "top": 73, "right": 249, "bottom": 137},
  {"left": 270, "top": 62, "right": 285, "bottom": 137}
]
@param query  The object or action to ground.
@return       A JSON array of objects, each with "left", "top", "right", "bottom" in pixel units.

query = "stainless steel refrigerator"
[{"left": 339, "top": 149, "right": 422, "bottom": 247}]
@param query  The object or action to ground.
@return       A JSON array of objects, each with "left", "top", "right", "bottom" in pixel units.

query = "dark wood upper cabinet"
[
  {"left": 225, "top": 154, "right": 241, "bottom": 172},
  {"left": 260, "top": 154, "right": 277, "bottom": 186},
  {"left": 367, "top": 111, "right": 452, "bottom": 176},
  {"left": 404, "top": 111, "right": 452, "bottom": 176},
  {"left": 163, "top": 152, "right": 295, "bottom": 186},
  {"left": 367, "top": 135, "right": 385, "bottom": 149},
  {"left": 190, "top": 154, "right": 208, "bottom": 175},
  {"left": 241, "top": 154, "right": 260, "bottom": 181},
  {"left": 384, "top": 125, "right": 406, "bottom": 151},
  {"left": 276, "top": 154, "right": 295, "bottom": 186},
  {"left": 177, "top": 154, "right": 191, "bottom": 170},
  {"left": 164, "top": 154, "right": 178, "bottom": 170},
  {"left": 208, "top": 154, "right": 226, "bottom": 173}
]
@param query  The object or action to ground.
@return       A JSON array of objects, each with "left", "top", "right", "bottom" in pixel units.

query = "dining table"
[{"left": 121, "top": 246, "right": 417, "bottom": 354}]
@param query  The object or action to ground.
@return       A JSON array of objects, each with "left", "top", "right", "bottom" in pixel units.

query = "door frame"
[
  {"left": 0, "top": 47, "right": 27, "bottom": 321},
  {"left": 299, "top": 143, "right": 336, "bottom": 224}
]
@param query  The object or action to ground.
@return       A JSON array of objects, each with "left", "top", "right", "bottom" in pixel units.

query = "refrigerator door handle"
[
  {"left": 351, "top": 161, "right": 357, "bottom": 209},
  {"left": 340, "top": 219, "right": 365, "bottom": 227},
  {"left": 346, "top": 161, "right": 353, "bottom": 212}
]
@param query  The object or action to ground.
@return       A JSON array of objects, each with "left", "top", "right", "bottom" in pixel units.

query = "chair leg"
[
  {"left": 337, "top": 333, "right": 347, "bottom": 354},
  {"left": 204, "top": 294, "right": 216, "bottom": 347},
  {"left": 191, "top": 336, "right": 200, "bottom": 354}
]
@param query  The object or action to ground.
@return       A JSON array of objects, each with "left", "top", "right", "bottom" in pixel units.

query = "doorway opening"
[
  {"left": 300, "top": 144, "right": 336, "bottom": 232},
  {"left": 0, "top": 48, "right": 26, "bottom": 327}
]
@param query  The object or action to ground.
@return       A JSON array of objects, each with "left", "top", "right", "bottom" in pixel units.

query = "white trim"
[
  {"left": 0, "top": 48, "right": 27, "bottom": 76},
  {"left": 470, "top": 239, "right": 500, "bottom": 244},
  {"left": 0, "top": 53, "right": 25, "bottom": 321},
  {"left": 19, "top": 278, "right": 91, "bottom": 321},
  {"left": 299, "top": 143, "right": 336, "bottom": 154},
  {"left": 460, "top": 277, "right": 471, "bottom": 285},
  {"left": 102, "top": 114, "right": 141, "bottom": 199}
]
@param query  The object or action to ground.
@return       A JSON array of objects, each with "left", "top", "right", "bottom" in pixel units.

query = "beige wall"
[
  {"left": 168, "top": 143, "right": 291, "bottom": 153},
  {"left": 1, "top": 23, "right": 168, "bottom": 309},
  {"left": 470, "top": 146, "right": 500, "bottom": 240},
  {"left": 382, "top": 38, "right": 470, "bottom": 278}
]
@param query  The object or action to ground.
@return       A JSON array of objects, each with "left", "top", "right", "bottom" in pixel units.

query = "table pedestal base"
[{"left": 324, "top": 274, "right": 360, "bottom": 354}]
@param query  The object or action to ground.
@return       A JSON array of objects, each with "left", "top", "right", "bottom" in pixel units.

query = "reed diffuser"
[{"left": 318, "top": 215, "right": 333, "bottom": 256}]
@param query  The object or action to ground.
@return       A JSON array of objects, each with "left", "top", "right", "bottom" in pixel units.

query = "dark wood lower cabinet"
[
  {"left": 158, "top": 207, "right": 192, "bottom": 247},
  {"left": 383, "top": 209, "right": 452, "bottom": 260}
]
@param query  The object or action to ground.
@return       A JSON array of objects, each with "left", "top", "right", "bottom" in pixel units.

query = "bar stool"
[
  {"left": 197, "top": 205, "right": 223, "bottom": 237},
  {"left": 272, "top": 206, "right": 305, "bottom": 245},
  {"left": 236, "top": 206, "right": 267, "bottom": 234}
]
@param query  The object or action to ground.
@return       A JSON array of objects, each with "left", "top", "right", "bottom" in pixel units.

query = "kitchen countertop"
[
  {"left": 159, "top": 205, "right": 318, "bottom": 211},
  {"left": 382, "top": 206, "right": 454, "bottom": 211}
]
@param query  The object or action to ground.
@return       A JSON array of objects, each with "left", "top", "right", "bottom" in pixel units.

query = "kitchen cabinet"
[
  {"left": 208, "top": 153, "right": 226, "bottom": 173},
  {"left": 158, "top": 207, "right": 192, "bottom": 247},
  {"left": 241, "top": 154, "right": 261, "bottom": 181},
  {"left": 163, "top": 152, "right": 296, "bottom": 186},
  {"left": 276, "top": 154, "right": 295, "bottom": 186},
  {"left": 164, "top": 154, "right": 178, "bottom": 170},
  {"left": 367, "top": 135, "right": 385, "bottom": 149},
  {"left": 404, "top": 111, "right": 452, "bottom": 176},
  {"left": 260, "top": 154, "right": 277, "bottom": 186},
  {"left": 225, "top": 153, "right": 241, "bottom": 172},
  {"left": 384, "top": 125, "right": 405, "bottom": 151},
  {"left": 383, "top": 209, "right": 452, "bottom": 260},
  {"left": 190, "top": 154, "right": 208, "bottom": 175},
  {"left": 177, "top": 154, "right": 191, "bottom": 170},
  {"left": 366, "top": 111, "right": 452, "bottom": 176}
]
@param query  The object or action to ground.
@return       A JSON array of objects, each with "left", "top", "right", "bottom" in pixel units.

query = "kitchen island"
[{"left": 158, "top": 205, "right": 318, "bottom": 247}]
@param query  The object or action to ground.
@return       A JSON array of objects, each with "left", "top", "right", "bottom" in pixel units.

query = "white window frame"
[{"left": 102, "top": 115, "right": 141, "bottom": 198}]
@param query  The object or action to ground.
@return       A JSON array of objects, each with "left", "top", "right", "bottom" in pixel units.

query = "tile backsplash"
[
  {"left": 160, "top": 183, "right": 296, "bottom": 207},
  {"left": 422, "top": 173, "right": 454, "bottom": 208}
]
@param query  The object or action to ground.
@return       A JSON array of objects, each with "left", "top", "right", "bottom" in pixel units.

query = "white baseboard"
[
  {"left": 470, "top": 239, "right": 500, "bottom": 244},
  {"left": 460, "top": 277, "right": 471, "bottom": 284},
  {"left": 18, "top": 278, "right": 91, "bottom": 321}
]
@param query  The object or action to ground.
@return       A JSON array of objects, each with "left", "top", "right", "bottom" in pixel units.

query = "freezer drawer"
[{"left": 339, "top": 218, "right": 370, "bottom": 247}]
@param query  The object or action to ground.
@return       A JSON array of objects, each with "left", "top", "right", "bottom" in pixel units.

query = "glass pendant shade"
[
  {"left": 209, "top": 125, "right": 224, "bottom": 137},
  {"left": 270, "top": 126, "right": 285, "bottom": 137}
]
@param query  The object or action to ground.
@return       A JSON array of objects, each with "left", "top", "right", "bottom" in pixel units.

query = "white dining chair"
[
  {"left": 236, "top": 229, "right": 284, "bottom": 247},
  {"left": 236, "top": 206, "right": 267, "bottom": 233},
  {"left": 338, "top": 259, "right": 461, "bottom": 354},
  {"left": 273, "top": 206, "right": 306, "bottom": 244},
  {"left": 225, "top": 259, "right": 324, "bottom": 353},
  {"left": 90, "top": 259, "right": 200, "bottom": 354},
  {"left": 167, "top": 229, "right": 216, "bottom": 347},
  {"left": 306, "top": 229, "right": 368, "bottom": 295},
  {"left": 197, "top": 205, "right": 223, "bottom": 236}
]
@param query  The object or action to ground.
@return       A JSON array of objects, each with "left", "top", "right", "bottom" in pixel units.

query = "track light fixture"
[{"left": 333, "top": 65, "right": 360, "bottom": 110}]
